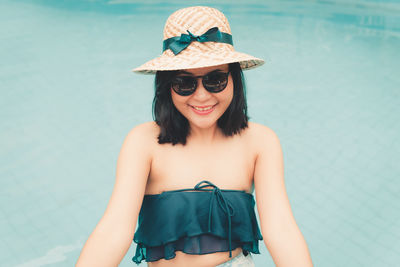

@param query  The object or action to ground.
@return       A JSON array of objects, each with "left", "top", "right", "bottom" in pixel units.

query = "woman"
[{"left": 76, "top": 6, "right": 313, "bottom": 267}]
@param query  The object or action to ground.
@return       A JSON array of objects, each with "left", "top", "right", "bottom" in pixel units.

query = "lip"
[{"left": 189, "top": 104, "right": 217, "bottom": 115}]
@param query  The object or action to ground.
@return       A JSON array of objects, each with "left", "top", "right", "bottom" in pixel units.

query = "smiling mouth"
[
  {"left": 190, "top": 105, "right": 216, "bottom": 111},
  {"left": 188, "top": 104, "right": 218, "bottom": 114}
]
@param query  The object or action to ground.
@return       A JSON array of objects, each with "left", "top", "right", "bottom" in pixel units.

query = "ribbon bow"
[
  {"left": 194, "top": 180, "right": 236, "bottom": 257},
  {"left": 163, "top": 27, "right": 233, "bottom": 55}
]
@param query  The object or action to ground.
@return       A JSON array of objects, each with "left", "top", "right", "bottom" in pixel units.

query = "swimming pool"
[{"left": 1, "top": 0, "right": 399, "bottom": 266}]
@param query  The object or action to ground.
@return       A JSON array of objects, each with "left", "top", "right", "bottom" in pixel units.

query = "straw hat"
[{"left": 132, "top": 6, "right": 265, "bottom": 74}]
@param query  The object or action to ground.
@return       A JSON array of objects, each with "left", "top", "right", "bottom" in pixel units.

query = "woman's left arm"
[{"left": 252, "top": 124, "right": 313, "bottom": 267}]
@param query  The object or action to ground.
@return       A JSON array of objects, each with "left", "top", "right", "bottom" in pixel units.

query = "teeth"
[{"left": 192, "top": 106, "right": 213, "bottom": 111}]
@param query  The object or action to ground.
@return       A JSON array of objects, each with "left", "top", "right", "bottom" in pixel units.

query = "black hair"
[{"left": 152, "top": 62, "right": 248, "bottom": 145}]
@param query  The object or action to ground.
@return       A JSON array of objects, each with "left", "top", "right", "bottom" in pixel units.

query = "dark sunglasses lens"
[
  {"left": 203, "top": 72, "right": 228, "bottom": 92},
  {"left": 171, "top": 76, "right": 196, "bottom": 96}
]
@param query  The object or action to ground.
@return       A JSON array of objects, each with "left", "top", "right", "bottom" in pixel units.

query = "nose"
[{"left": 191, "top": 78, "right": 211, "bottom": 100}]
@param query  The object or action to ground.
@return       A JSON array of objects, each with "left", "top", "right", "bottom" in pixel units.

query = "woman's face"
[{"left": 170, "top": 64, "right": 233, "bottom": 130}]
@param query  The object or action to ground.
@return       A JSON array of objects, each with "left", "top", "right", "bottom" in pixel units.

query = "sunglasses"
[{"left": 171, "top": 69, "right": 230, "bottom": 96}]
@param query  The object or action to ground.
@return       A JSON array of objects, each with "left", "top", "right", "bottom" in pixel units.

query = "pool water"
[{"left": 1, "top": 0, "right": 399, "bottom": 266}]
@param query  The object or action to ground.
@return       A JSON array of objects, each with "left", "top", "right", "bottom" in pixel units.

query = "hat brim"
[{"left": 132, "top": 48, "right": 265, "bottom": 74}]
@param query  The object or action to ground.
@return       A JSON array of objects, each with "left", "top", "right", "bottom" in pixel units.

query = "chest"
[{"left": 146, "top": 137, "right": 256, "bottom": 194}]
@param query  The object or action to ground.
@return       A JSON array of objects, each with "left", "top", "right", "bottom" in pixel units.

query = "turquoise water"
[{"left": 1, "top": 0, "right": 399, "bottom": 266}]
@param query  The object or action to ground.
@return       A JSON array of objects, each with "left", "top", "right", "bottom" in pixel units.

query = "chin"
[{"left": 188, "top": 117, "right": 219, "bottom": 129}]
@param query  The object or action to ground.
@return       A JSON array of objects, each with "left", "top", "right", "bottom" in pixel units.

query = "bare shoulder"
[
  {"left": 121, "top": 121, "right": 159, "bottom": 156},
  {"left": 125, "top": 121, "right": 159, "bottom": 143},
  {"left": 247, "top": 121, "right": 281, "bottom": 147}
]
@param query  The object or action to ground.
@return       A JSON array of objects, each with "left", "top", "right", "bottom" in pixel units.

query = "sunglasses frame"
[{"left": 171, "top": 69, "right": 231, "bottom": 96}]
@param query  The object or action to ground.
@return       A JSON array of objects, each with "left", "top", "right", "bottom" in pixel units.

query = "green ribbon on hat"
[{"left": 162, "top": 27, "right": 233, "bottom": 55}]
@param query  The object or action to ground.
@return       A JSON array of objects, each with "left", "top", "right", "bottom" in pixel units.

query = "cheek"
[
  {"left": 221, "top": 84, "right": 234, "bottom": 107},
  {"left": 171, "top": 90, "right": 187, "bottom": 111}
]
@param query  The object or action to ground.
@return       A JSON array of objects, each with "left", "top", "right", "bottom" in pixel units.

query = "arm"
[
  {"left": 76, "top": 123, "right": 153, "bottom": 267},
  {"left": 253, "top": 124, "right": 313, "bottom": 267}
]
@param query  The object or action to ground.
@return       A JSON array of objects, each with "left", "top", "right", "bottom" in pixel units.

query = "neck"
[{"left": 187, "top": 123, "right": 222, "bottom": 145}]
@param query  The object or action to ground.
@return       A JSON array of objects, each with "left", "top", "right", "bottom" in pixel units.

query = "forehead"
[{"left": 178, "top": 64, "right": 229, "bottom": 75}]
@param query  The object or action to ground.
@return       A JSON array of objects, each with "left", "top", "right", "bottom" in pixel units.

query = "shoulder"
[
  {"left": 246, "top": 121, "right": 282, "bottom": 156},
  {"left": 247, "top": 121, "right": 281, "bottom": 144},
  {"left": 125, "top": 121, "right": 159, "bottom": 140},
  {"left": 121, "top": 121, "right": 160, "bottom": 156}
]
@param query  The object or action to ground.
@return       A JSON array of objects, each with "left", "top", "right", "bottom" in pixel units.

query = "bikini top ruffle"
[{"left": 132, "top": 180, "right": 263, "bottom": 264}]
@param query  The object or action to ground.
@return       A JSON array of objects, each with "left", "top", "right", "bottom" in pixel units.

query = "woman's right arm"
[{"left": 76, "top": 122, "right": 154, "bottom": 267}]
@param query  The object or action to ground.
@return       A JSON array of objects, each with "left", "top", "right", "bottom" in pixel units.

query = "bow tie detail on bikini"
[{"left": 194, "top": 180, "right": 236, "bottom": 257}]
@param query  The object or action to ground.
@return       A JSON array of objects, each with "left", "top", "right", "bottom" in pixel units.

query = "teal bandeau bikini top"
[{"left": 132, "top": 180, "right": 263, "bottom": 264}]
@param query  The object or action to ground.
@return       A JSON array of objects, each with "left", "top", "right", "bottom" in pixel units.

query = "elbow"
[
  {"left": 76, "top": 224, "right": 134, "bottom": 267},
  {"left": 263, "top": 222, "right": 313, "bottom": 267}
]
